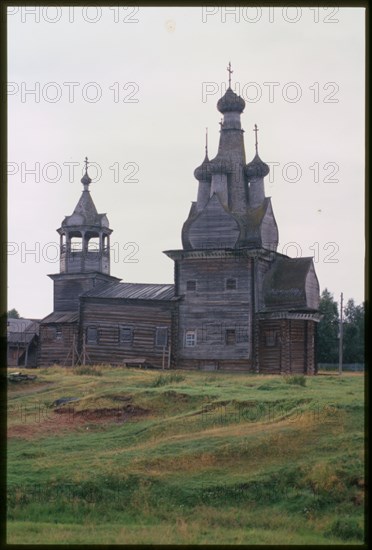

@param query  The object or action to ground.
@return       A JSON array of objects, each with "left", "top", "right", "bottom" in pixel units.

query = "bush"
[
  {"left": 73, "top": 365, "right": 102, "bottom": 377},
  {"left": 325, "top": 518, "right": 364, "bottom": 542},
  {"left": 151, "top": 373, "right": 185, "bottom": 387},
  {"left": 284, "top": 375, "right": 307, "bottom": 387}
]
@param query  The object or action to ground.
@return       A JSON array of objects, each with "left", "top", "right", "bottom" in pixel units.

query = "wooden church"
[{"left": 38, "top": 67, "right": 321, "bottom": 374}]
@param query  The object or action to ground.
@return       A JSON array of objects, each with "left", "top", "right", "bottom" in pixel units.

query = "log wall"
[
  {"left": 80, "top": 298, "right": 175, "bottom": 368},
  {"left": 38, "top": 323, "right": 78, "bottom": 366},
  {"left": 177, "top": 256, "right": 252, "bottom": 364},
  {"left": 258, "top": 318, "right": 317, "bottom": 374}
]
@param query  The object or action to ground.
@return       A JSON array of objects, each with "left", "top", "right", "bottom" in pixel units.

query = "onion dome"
[
  {"left": 81, "top": 156, "right": 92, "bottom": 190},
  {"left": 194, "top": 154, "right": 212, "bottom": 181},
  {"left": 209, "top": 154, "right": 233, "bottom": 175},
  {"left": 245, "top": 153, "right": 270, "bottom": 179},
  {"left": 81, "top": 171, "right": 92, "bottom": 186},
  {"left": 217, "top": 87, "right": 245, "bottom": 114}
]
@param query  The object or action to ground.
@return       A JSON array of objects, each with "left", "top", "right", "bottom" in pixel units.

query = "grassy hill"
[{"left": 7, "top": 366, "right": 365, "bottom": 544}]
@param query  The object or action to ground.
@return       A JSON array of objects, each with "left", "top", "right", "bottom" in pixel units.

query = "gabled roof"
[
  {"left": 7, "top": 318, "right": 34, "bottom": 333},
  {"left": 40, "top": 311, "right": 79, "bottom": 324},
  {"left": 82, "top": 282, "right": 177, "bottom": 301},
  {"left": 7, "top": 318, "right": 40, "bottom": 343}
]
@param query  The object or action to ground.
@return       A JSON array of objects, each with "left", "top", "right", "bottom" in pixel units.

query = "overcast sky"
[{"left": 8, "top": 6, "right": 365, "bottom": 319}]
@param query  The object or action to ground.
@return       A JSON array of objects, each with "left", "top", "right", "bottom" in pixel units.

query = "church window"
[
  {"left": 120, "top": 326, "right": 133, "bottom": 345},
  {"left": 185, "top": 330, "right": 197, "bottom": 347},
  {"left": 70, "top": 236, "right": 83, "bottom": 251},
  {"left": 87, "top": 236, "right": 100, "bottom": 252},
  {"left": 155, "top": 327, "right": 168, "bottom": 347},
  {"left": 265, "top": 330, "right": 277, "bottom": 347},
  {"left": 226, "top": 278, "right": 237, "bottom": 290},
  {"left": 55, "top": 326, "right": 62, "bottom": 340},
  {"left": 237, "top": 326, "right": 249, "bottom": 343},
  {"left": 87, "top": 326, "right": 98, "bottom": 344},
  {"left": 187, "top": 280, "right": 197, "bottom": 291},
  {"left": 225, "top": 329, "right": 236, "bottom": 345}
]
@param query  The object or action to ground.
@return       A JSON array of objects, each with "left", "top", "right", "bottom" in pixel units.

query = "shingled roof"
[
  {"left": 40, "top": 311, "right": 79, "bottom": 324},
  {"left": 61, "top": 190, "right": 108, "bottom": 228},
  {"left": 235, "top": 198, "right": 269, "bottom": 247},
  {"left": 7, "top": 318, "right": 40, "bottom": 344},
  {"left": 262, "top": 257, "right": 315, "bottom": 311},
  {"left": 82, "top": 282, "right": 177, "bottom": 301}
]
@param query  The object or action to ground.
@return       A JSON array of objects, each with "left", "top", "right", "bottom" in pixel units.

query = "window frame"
[
  {"left": 225, "top": 278, "right": 237, "bottom": 291},
  {"left": 186, "top": 280, "right": 197, "bottom": 292},
  {"left": 155, "top": 326, "right": 168, "bottom": 348},
  {"left": 225, "top": 328, "right": 236, "bottom": 345},
  {"left": 185, "top": 329, "right": 197, "bottom": 347},
  {"left": 120, "top": 326, "right": 133, "bottom": 346},
  {"left": 86, "top": 326, "right": 99, "bottom": 345},
  {"left": 265, "top": 330, "right": 277, "bottom": 347}
]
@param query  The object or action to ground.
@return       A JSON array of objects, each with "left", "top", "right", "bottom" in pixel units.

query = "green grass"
[
  {"left": 7, "top": 367, "right": 365, "bottom": 544},
  {"left": 284, "top": 374, "right": 307, "bottom": 386}
]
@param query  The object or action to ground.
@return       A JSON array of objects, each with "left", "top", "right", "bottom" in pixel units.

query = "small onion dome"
[
  {"left": 245, "top": 153, "right": 270, "bottom": 179},
  {"left": 217, "top": 87, "right": 245, "bottom": 114},
  {"left": 209, "top": 154, "right": 233, "bottom": 175},
  {"left": 194, "top": 154, "right": 212, "bottom": 181},
  {"left": 81, "top": 171, "right": 92, "bottom": 187}
]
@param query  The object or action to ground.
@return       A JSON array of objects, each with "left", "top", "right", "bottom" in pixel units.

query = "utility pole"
[{"left": 338, "top": 292, "right": 343, "bottom": 375}]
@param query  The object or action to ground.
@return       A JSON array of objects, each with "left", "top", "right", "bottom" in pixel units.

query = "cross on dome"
[
  {"left": 81, "top": 155, "right": 92, "bottom": 189},
  {"left": 227, "top": 61, "right": 233, "bottom": 87},
  {"left": 254, "top": 124, "right": 259, "bottom": 153}
]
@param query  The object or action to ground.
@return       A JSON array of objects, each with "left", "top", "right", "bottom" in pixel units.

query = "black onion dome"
[
  {"left": 194, "top": 154, "right": 212, "bottom": 181},
  {"left": 245, "top": 153, "right": 270, "bottom": 179},
  {"left": 217, "top": 87, "right": 245, "bottom": 114},
  {"left": 209, "top": 154, "right": 233, "bottom": 175},
  {"left": 81, "top": 171, "right": 92, "bottom": 186}
]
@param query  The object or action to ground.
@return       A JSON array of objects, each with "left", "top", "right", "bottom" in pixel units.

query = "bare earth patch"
[{"left": 7, "top": 403, "right": 149, "bottom": 440}]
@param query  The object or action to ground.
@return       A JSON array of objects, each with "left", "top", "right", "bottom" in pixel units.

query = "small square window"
[
  {"left": 120, "top": 326, "right": 133, "bottom": 345},
  {"left": 185, "top": 330, "right": 197, "bottom": 347},
  {"left": 87, "top": 326, "right": 98, "bottom": 344},
  {"left": 186, "top": 280, "right": 196, "bottom": 291},
  {"left": 156, "top": 327, "right": 168, "bottom": 347},
  {"left": 237, "top": 326, "right": 249, "bottom": 343},
  {"left": 226, "top": 278, "right": 237, "bottom": 290},
  {"left": 265, "top": 330, "right": 277, "bottom": 347},
  {"left": 225, "top": 329, "right": 236, "bottom": 345}
]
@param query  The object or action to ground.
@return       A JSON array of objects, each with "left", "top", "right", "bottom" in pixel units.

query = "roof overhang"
[
  {"left": 163, "top": 247, "right": 276, "bottom": 261},
  {"left": 257, "top": 311, "right": 322, "bottom": 322}
]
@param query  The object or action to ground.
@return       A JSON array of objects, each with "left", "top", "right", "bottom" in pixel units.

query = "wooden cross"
[
  {"left": 254, "top": 124, "right": 259, "bottom": 153},
  {"left": 227, "top": 61, "right": 233, "bottom": 87},
  {"left": 205, "top": 127, "right": 208, "bottom": 155},
  {"left": 84, "top": 156, "right": 89, "bottom": 172}
]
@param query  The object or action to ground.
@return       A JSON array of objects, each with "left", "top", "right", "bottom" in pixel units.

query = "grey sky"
[{"left": 8, "top": 6, "right": 365, "bottom": 318}]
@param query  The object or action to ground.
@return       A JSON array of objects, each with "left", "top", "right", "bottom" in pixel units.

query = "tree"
[
  {"left": 343, "top": 299, "right": 365, "bottom": 363},
  {"left": 316, "top": 289, "right": 339, "bottom": 363},
  {"left": 7, "top": 308, "right": 20, "bottom": 319}
]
